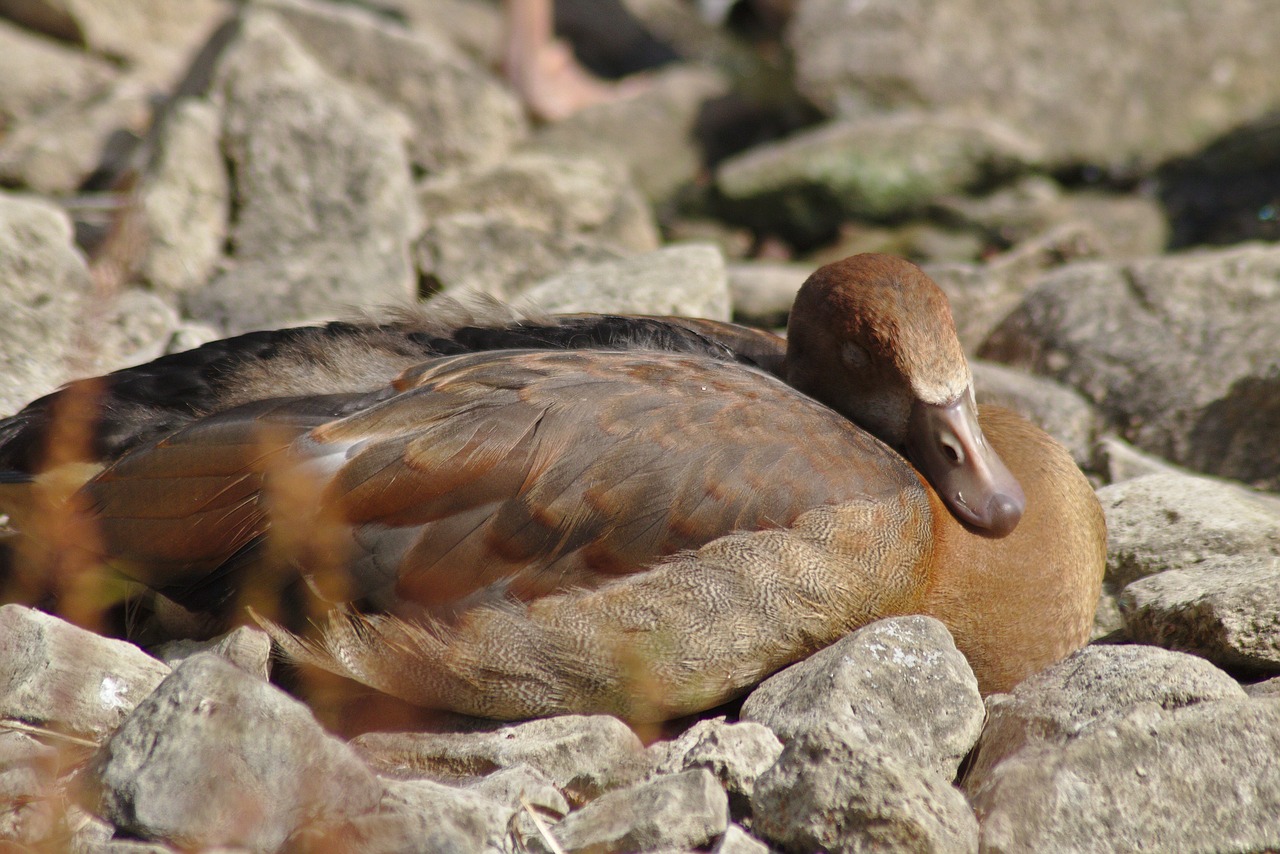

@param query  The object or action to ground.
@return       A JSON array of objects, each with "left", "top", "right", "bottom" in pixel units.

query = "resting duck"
[{"left": 0, "top": 254, "right": 1104, "bottom": 720}]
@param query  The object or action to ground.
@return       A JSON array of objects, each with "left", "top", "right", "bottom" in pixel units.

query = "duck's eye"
[
  {"left": 841, "top": 342, "right": 869, "bottom": 370},
  {"left": 941, "top": 434, "right": 964, "bottom": 464}
]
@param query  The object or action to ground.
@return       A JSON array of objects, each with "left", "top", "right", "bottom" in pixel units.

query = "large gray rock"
[
  {"left": 352, "top": 714, "right": 645, "bottom": 802},
  {"left": 526, "top": 63, "right": 731, "bottom": 204},
  {"left": 261, "top": 0, "right": 526, "bottom": 175},
  {"left": 741, "top": 616, "right": 985, "bottom": 781},
  {"left": 416, "top": 152, "right": 659, "bottom": 296},
  {"left": 519, "top": 244, "right": 732, "bottom": 320},
  {"left": 537, "top": 768, "right": 728, "bottom": 854},
  {"left": 0, "top": 605, "right": 171, "bottom": 742},
  {"left": 186, "top": 9, "right": 418, "bottom": 330},
  {"left": 88, "top": 653, "right": 383, "bottom": 851},
  {"left": 647, "top": 718, "right": 783, "bottom": 822},
  {"left": 788, "top": 0, "right": 1280, "bottom": 170},
  {"left": 1120, "top": 556, "right": 1280, "bottom": 673},
  {"left": 1097, "top": 472, "right": 1280, "bottom": 588},
  {"left": 970, "top": 698, "right": 1280, "bottom": 852},
  {"left": 752, "top": 723, "right": 979, "bottom": 854},
  {"left": 981, "top": 244, "right": 1280, "bottom": 490},
  {"left": 0, "top": 18, "right": 116, "bottom": 127},
  {"left": 964, "top": 644, "right": 1245, "bottom": 794},
  {"left": 715, "top": 112, "right": 1040, "bottom": 244},
  {"left": 724, "top": 262, "right": 806, "bottom": 327}
]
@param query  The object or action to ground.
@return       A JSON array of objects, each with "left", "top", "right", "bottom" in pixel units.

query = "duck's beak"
[{"left": 906, "top": 391, "right": 1025, "bottom": 537}]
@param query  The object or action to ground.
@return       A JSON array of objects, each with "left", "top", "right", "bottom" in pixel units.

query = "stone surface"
[
  {"left": 788, "top": 0, "right": 1280, "bottom": 170},
  {"left": 1096, "top": 472, "right": 1280, "bottom": 589},
  {"left": 972, "top": 360, "right": 1098, "bottom": 468},
  {"left": 135, "top": 97, "right": 230, "bottom": 298},
  {"left": 741, "top": 616, "right": 984, "bottom": 780},
  {"left": 526, "top": 63, "right": 731, "bottom": 203},
  {"left": 713, "top": 823, "right": 771, "bottom": 854},
  {"left": 0, "top": 730, "right": 60, "bottom": 845},
  {"left": 416, "top": 152, "right": 659, "bottom": 296},
  {"left": 964, "top": 644, "right": 1245, "bottom": 793},
  {"left": 647, "top": 717, "right": 782, "bottom": 822},
  {"left": 353, "top": 714, "right": 645, "bottom": 803},
  {"left": 0, "top": 605, "right": 171, "bottom": 742},
  {"left": 186, "top": 9, "right": 417, "bottom": 331},
  {"left": 716, "top": 112, "right": 1040, "bottom": 245},
  {"left": 150, "top": 625, "right": 273, "bottom": 679},
  {"left": 537, "top": 769, "right": 728, "bottom": 854},
  {"left": 89, "top": 653, "right": 383, "bottom": 851},
  {"left": 262, "top": 0, "right": 526, "bottom": 175},
  {"left": 0, "top": 18, "right": 117, "bottom": 128},
  {"left": 1120, "top": 556, "right": 1280, "bottom": 673},
  {"left": 1095, "top": 436, "right": 1186, "bottom": 484},
  {"left": 971, "top": 698, "right": 1280, "bottom": 853},
  {"left": 981, "top": 244, "right": 1280, "bottom": 490},
  {"left": 519, "top": 244, "right": 731, "bottom": 320},
  {"left": 725, "top": 262, "right": 806, "bottom": 327},
  {"left": 752, "top": 723, "right": 979, "bottom": 854}
]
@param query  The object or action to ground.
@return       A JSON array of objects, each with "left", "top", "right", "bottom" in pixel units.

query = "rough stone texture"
[
  {"left": 0, "top": 731, "right": 59, "bottom": 845},
  {"left": 464, "top": 763, "right": 569, "bottom": 818},
  {"left": 647, "top": 718, "right": 782, "bottom": 821},
  {"left": 741, "top": 616, "right": 984, "bottom": 781},
  {"left": 1095, "top": 436, "right": 1186, "bottom": 485},
  {"left": 0, "top": 605, "right": 171, "bottom": 742},
  {"left": 1120, "top": 556, "right": 1280, "bottom": 673},
  {"left": 526, "top": 63, "right": 731, "bottom": 203},
  {"left": 135, "top": 97, "right": 230, "bottom": 298},
  {"left": 972, "top": 360, "right": 1098, "bottom": 468},
  {"left": 352, "top": 715, "right": 645, "bottom": 803},
  {"left": 537, "top": 769, "right": 728, "bottom": 854},
  {"left": 752, "top": 723, "right": 979, "bottom": 854},
  {"left": 384, "top": 0, "right": 503, "bottom": 67},
  {"left": 416, "top": 152, "right": 659, "bottom": 296},
  {"left": 262, "top": 0, "right": 526, "bottom": 175},
  {"left": 971, "top": 698, "right": 1280, "bottom": 853},
  {"left": 1096, "top": 472, "right": 1280, "bottom": 589},
  {"left": 964, "top": 644, "right": 1245, "bottom": 794},
  {"left": 788, "top": 0, "right": 1280, "bottom": 170},
  {"left": 716, "top": 113, "right": 1040, "bottom": 244},
  {"left": 0, "top": 18, "right": 117, "bottom": 128},
  {"left": 713, "top": 823, "right": 772, "bottom": 854},
  {"left": 981, "top": 244, "right": 1280, "bottom": 490},
  {"left": 725, "top": 262, "right": 806, "bottom": 328},
  {"left": 519, "top": 244, "right": 731, "bottom": 320},
  {"left": 89, "top": 653, "right": 383, "bottom": 851},
  {"left": 1246, "top": 676, "right": 1280, "bottom": 698},
  {"left": 150, "top": 625, "right": 273, "bottom": 679},
  {"left": 186, "top": 9, "right": 418, "bottom": 331}
]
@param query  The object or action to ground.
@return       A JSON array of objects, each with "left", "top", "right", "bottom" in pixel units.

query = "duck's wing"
[{"left": 81, "top": 349, "right": 911, "bottom": 618}]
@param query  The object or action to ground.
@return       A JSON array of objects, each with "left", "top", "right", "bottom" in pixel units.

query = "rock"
[
  {"left": 741, "top": 616, "right": 984, "bottom": 780},
  {"left": 150, "top": 625, "right": 273, "bottom": 679},
  {"left": 713, "top": 823, "right": 771, "bottom": 854},
  {"left": 88, "top": 653, "right": 383, "bottom": 851},
  {"left": 647, "top": 718, "right": 782, "bottom": 822},
  {"left": 383, "top": 0, "right": 503, "bottom": 67},
  {"left": 1094, "top": 436, "right": 1186, "bottom": 484},
  {"left": 0, "top": 605, "right": 171, "bottom": 742},
  {"left": 262, "top": 0, "right": 526, "bottom": 175},
  {"left": 519, "top": 244, "right": 731, "bottom": 320},
  {"left": 752, "top": 723, "right": 979, "bottom": 854},
  {"left": 135, "top": 97, "right": 230, "bottom": 298},
  {"left": 537, "top": 769, "right": 728, "bottom": 854},
  {"left": 416, "top": 152, "right": 659, "bottom": 296},
  {"left": 296, "top": 777, "right": 513, "bottom": 854},
  {"left": 465, "top": 763, "right": 569, "bottom": 818},
  {"left": 725, "top": 262, "right": 806, "bottom": 327},
  {"left": 352, "top": 715, "right": 645, "bottom": 803},
  {"left": 1246, "top": 676, "right": 1280, "bottom": 698},
  {"left": 715, "top": 112, "right": 1040, "bottom": 246},
  {"left": 0, "top": 0, "right": 233, "bottom": 86},
  {"left": 970, "top": 698, "right": 1280, "bottom": 852},
  {"left": 1096, "top": 472, "right": 1280, "bottom": 589},
  {"left": 788, "top": 0, "right": 1280, "bottom": 170},
  {"left": 972, "top": 360, "right": 1098, "bottom": 468},
  {"left": 186, "top": 9, "right": 418, "bottom": 331},
  {"left": 1120, "top": 556, "right": 1280, "bottom": 674},
  {"left": 89, "top": 290, "right": 183, "bottom": 372},
  {"left": 0, "top": 18, "right": 117, "bottom": 128},
  {"left": 980, "top": 244, "right": 1280, "bottom": 490},
  {"left": 526, "top": 63, "right": 731, "bottom": 204},
  {"left": 964, "top": 644, "right": 1245, "bottom": 793},
  {"left": 0, "top": 731, "right": 59, "bottom": 845}
]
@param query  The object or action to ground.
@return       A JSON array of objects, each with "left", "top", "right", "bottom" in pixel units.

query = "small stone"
[
  {"left": 0, "top": 605, "right": 171, "bottom": 742},
  {"left": 150, "top": 625, "right": 273, "bottom": 679},
  {"left": 741, "top": 616, "right": 984, "bottom": 780},
  {"left": 538, "top": 768, "right": 728, "bottom": 854},
  {"left": 725, "top": 262, "right": 806, "bottom": 328},
  {"left": 712, "top": 823, "right": 771, "bottom": 854},
  {"left": 647, "top": 717, "right": 782, "bottom": 822}
]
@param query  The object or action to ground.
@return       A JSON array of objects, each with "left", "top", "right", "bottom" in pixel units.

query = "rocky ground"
[{"left": 1, "top": 0, "right": 1279, "bottom": 851}]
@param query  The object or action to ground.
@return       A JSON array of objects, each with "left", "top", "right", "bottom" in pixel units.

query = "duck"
[{"left": 0, "top": 254, "right": 1105, "bottom": 721}]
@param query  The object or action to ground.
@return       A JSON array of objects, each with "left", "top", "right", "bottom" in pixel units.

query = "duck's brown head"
[{"left": 784, "top": 253, "right": 1025, "bottom": 537}]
